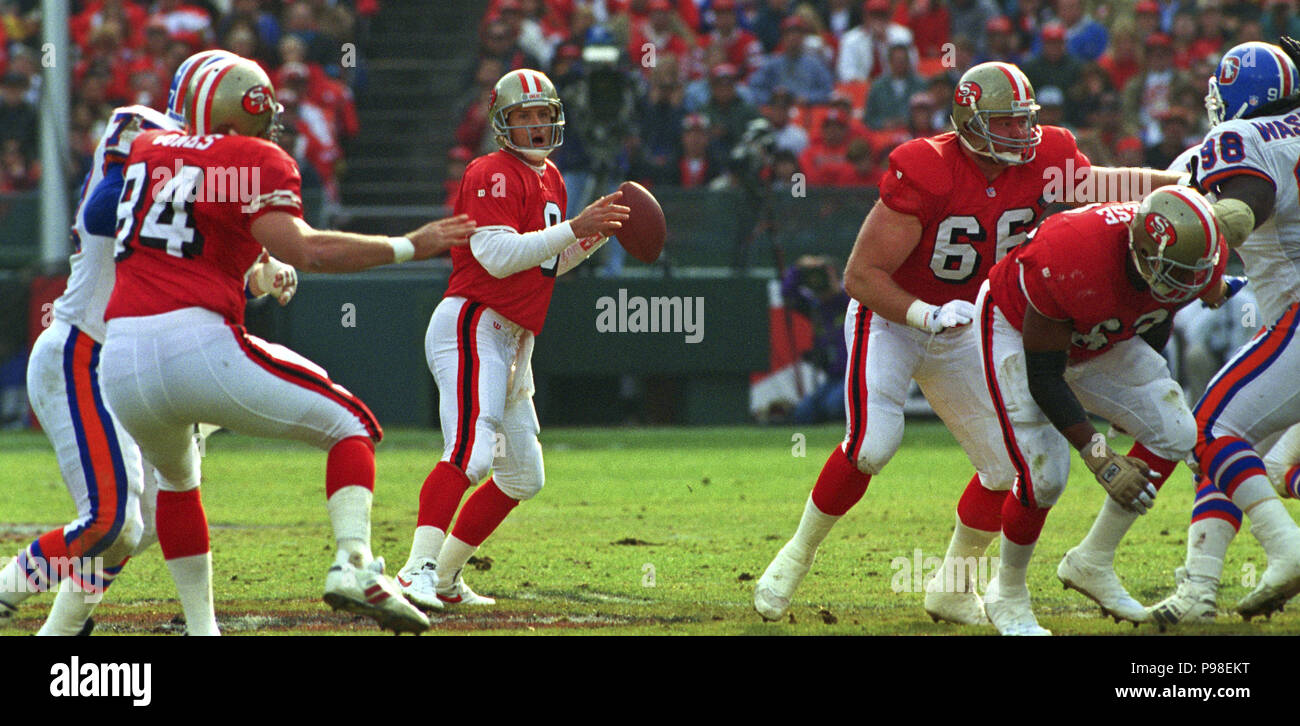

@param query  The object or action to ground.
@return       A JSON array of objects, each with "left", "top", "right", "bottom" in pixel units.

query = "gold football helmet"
[
  {"left": 1128, "top": 185, "right": 1222, "bottom": 303},
  {"left": 185, "top": 56, "right": 281, "bottom": 140},
  {"left": 950, "top": 62, "right": 1042, "bottom": 165},
  {"left": 489, "top": 68, "right": 565, "bottom": 162}
]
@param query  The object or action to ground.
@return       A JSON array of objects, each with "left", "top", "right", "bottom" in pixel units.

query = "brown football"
[{"left": 614, "top": 181, "right": 666, "bottom": 264}]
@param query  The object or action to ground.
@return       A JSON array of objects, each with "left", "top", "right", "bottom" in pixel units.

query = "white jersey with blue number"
[
  {"left": 54, "top": 104, "right": 179, "bottom": 343},
  {"left": 1188, "top": 112, "right": 1300, "bottom": 325}
]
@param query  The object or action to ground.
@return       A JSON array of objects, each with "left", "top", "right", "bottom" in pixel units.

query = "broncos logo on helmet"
[{"left": 1206, "top": 42, "right": 1298, "bottom": 126}]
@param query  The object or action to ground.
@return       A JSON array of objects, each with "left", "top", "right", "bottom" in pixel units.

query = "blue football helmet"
[{"left": 1206, "top": 41, "right": 1299, "bottom": 127}]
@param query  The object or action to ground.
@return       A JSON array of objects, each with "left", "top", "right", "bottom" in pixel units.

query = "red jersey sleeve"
[
  {"left": 458, "top": 157, "right": 529, "bottom": 230},
  {"left": 246, "top": 141, "right": 304, "bottom": 223},
  {"left": 1016, "top": 238, "right": 1072, "bottom": 321},
  {"left": 1037, "top": 125, "right": 1091, "bottom": 174},
  {"left": 877, "top": 139, "right": 950, "bottom": 220}
]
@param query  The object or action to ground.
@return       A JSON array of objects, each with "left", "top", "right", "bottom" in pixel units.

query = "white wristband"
[
  {"left": 388, "top": 236, "right": 415, "bottom": 263},
  {"left": 905, "top": 299, "right": 936, "bottom": 331}
]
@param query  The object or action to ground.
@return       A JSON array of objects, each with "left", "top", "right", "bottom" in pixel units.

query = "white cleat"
[
  {"left": 1237, "top": 555, "right": 1300, "bottom": 621},
  {"left": 396, "top": 558, "right": 444, "bottom": 611},
  {"left": 324, "top": 557, "right": 430, "bottom": 634},
  {"left": 1056, "top": 547, "right": 1147, "bottom": 625},
  {"left": 983, "top": 577, "right": 1051, "bottom": 636},
  {"left": 1147, "top": 567, "right": 1217, "bottom": 631},
  {"left": 753, "top": 544, "right": 811, "bottom": 621},
  {"left": 923, "top": 567, "right": 989, "bottom": 625},
  {"left": 437, "top": 569, "right": 496, "bottom": 606}
]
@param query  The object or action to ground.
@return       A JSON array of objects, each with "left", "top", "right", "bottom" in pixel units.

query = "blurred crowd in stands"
[
  {"left": 1, "top": 0, "right": 372, "bottom": 205},
  {"left": 448, "top": 0, "right": 1296, "bottom": 204}
]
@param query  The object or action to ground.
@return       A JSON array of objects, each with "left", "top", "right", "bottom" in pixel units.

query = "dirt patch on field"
[{"left": 3, "top": 605, "right": 695, "bottom": 635}]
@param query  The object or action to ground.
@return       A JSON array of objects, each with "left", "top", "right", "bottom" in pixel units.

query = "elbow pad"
[
  {"left": 1024, "top": 350, "right": 1089, "bottom": 432},
  {"left": 1212, "top": 197, "right": 1255, "bottom": 248}
]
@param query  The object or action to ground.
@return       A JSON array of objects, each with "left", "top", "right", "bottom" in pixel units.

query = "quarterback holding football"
[{"left": 395, "top": 69, "right": 629, "bottom": 608}]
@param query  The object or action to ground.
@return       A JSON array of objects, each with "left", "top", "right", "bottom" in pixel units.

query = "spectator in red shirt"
[
  {"left": 980, "top": 15, "right": 1024, "bottom": 65},
  {"left": 71, "top": 0, "right": 149, "bottom": 52},
  {"left": 497, "top": 0, "right": 556, "bottom": 69},
  {"left": 676, "top": 112, "right": 722, "bottom": 187},
  {"left": 149, "top": 0, "right": 214, "bottom": 51},
  {"left": 128, "top": 19, "right": 173, "bottom": 103},
  {"left": 1134, "top": 0, "right": 1161, "bottom": 39},
  {"left": 1097, "top": 18, "right": 1140, "bottom": 93},
  {"left": 629, "top": 0, "right": 694, "bottom": 75},
  {"left": 75, "top": 20, "right": 135, "bottom": 106},
  {"left": 698, "top": 0, "right": 764, "bottom": 79},
  {"left": 900, "top": 0, "right": 950, "bottom": 60},
  {"left": 799, "top": 108, "right": 852, "bottom": 186},
  {"left": 834, "top": 137, "right": 881, "bottom": 187}
]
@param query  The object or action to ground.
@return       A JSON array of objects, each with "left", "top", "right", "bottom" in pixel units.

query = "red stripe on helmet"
[
  {"left": 1267, "top": 46, "right": 1294, "bottom": 96},
  {"left": 1164, "top": 187, "right": 1218, "bottom": 255},
  {"left": 994, "top": 63, "right": 1023, "bottom": 101}
]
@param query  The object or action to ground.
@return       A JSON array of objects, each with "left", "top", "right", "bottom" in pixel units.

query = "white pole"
[{"left": 39, "top": 0, "right": 71, "bottom": 268}]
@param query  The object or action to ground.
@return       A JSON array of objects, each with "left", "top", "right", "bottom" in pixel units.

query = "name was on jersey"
[
  {"left": 148, "top": 135, "right": 262, "bottom": 206},
  {"left": 595, "top": 288, "right": 704, "bottom": 343},
  {"left": 49, "top": 656, "right": 151, "bottom": 707}
]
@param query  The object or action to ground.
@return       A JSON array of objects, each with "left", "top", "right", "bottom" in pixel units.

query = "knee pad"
[
  {"left": 976, "top": 467, "right": 1015, "bottom": 493},
  {"left": 1142, "top": 418, "right": 1197, "bottom": 463},
  {"left": 493, "top": 441, "right": 545, "bottom": 501},
  {"left": 1027, "top": 459, "right": 1071, "bottom": 508},
  {"left": 95, "top": 512, "right": 144, "bottom": 565},
  {"left": 853, "top": 439, "right": 898, "bottom": 476}
]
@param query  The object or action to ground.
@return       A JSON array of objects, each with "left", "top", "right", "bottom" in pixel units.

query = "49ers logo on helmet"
[
  {"left": 1145, "top": 213, "right": 1177, "bottom": 248},
  {"left": 1219, "top": 56, "right": 1240, "bottom": 85},
  {"left": 242, "top": 85, "right": 275, "bottom": 115},
  {"left": 954, "top": 81, "right": 982, "bottom": 107}
]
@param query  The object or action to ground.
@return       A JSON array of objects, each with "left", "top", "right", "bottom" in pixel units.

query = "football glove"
[
  {"left": 1081, "top": 435, "right": 1158, "bottom": 514},
  {"left": 247, "top": 251, "right": 298, "bottom": 305},
  {"left": 1203, "top": 275, "right": 1248, "bottom": 309},
  {"left": 907, "top": 299, "right": 976, "bottom": 333}
]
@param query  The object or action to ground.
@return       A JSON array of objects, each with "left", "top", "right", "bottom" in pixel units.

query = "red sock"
[
  {"left": 417, "top": 461, "right": 473, "bottom": 530},
  {"left": 326, "top": 436, "right": 375, "bottom": 497},
  {"left": 449, "top": 479, "right": 519, "bottom": 547},
  {"left": 156, "top": 489, "right": 209, "bottom": 560},
  {"left": 1001, "top": 494, "right": 1049, "bottom": 546},
  {"left": 1124, "top": 442, "right": 1180, "bottom": 491},
  {"left": 810, "top": 446, "right": 871, "bottom": 516},
  {"left": 956, "top": 473, "right": 1007, "bottom": 531}
]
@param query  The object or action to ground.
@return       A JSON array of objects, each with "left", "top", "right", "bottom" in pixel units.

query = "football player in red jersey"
[
  {"left": 393, "top": 69, "right": 629, "bottom": 610},
  {"left": 754, "top": 61, "right": 1188, "bottom": 626},
  {"left": 97, "top": 57, "right": 476, "bottom": 635},
  {"left": 976, "top": 187, "right": 1231, "bottom": 634}
]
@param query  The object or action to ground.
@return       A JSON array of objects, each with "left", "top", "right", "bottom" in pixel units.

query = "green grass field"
[{"left": 2, "top": 421, "right": 1298, "bottom": 636}]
